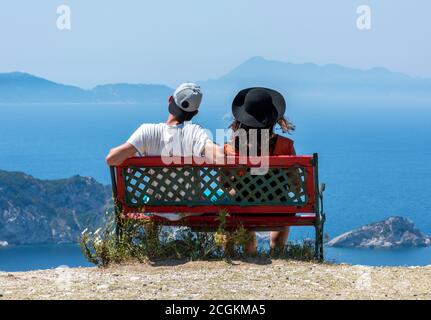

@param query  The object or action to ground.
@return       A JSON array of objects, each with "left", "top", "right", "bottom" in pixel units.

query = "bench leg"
[
  {"left": 114, "top": 205, "right": 123, "bottom": 244},
  {"left": 115, "top": 219, "right": 122, "bottom": 243},
  {"left": 314, "top": 179, "right": 326, "bottom": 262},
  {"left": 315, "top": 219, "right": 324, "bottom": 262}
]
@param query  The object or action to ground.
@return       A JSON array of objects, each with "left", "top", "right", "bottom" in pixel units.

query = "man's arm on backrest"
[
  {"left": 203, "top": 140, "right": 226, "bottom": 164},
  {"left": 106, "top": 124, "right": 152, "bottom": 166},
  {"left": 106, "top": 142, "right": 138, "bottom": 166}
]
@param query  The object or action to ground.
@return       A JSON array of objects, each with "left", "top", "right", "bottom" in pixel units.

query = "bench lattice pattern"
[{"left": 123, "top": 166, "right": 307, "bottom": 207}]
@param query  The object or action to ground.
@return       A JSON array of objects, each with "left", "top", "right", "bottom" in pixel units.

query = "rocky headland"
[
  {"left": 0, "top": 170, "right": 111, "bottom": 245},
  {"left": 327, "top": 217, "right": 431, "bottom": 248}
]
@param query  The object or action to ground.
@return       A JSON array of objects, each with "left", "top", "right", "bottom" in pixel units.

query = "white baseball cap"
[{"left": 168, "top": 82, "right": 203, "bottom": 121}]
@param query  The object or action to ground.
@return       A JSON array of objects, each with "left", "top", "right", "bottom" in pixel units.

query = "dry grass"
[{"left": 80, "top": 211, "right": 316, "bottom": 266}]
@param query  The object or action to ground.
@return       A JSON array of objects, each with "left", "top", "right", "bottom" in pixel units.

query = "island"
[{"left": 327, "top": 216, "right": 431, "bottom": 248}]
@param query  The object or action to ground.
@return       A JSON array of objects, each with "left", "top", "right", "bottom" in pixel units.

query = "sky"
[{"left": 0, "top": 0, "right": 430, "bottom": 88}]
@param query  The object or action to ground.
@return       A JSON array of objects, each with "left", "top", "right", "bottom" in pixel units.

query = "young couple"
[{"left": 106, "top": 82, "right": 296, "bottom": 253}]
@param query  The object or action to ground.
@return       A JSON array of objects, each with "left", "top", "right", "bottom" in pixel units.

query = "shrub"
[{"left": 80, "top": 210, "right": 318, "bottom": 267}]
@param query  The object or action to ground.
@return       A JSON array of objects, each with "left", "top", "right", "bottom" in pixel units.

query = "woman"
[{"left": 224, "top": 87, "right": 296, "bottom": 254}]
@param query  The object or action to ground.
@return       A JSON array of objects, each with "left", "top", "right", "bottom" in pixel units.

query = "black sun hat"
[{"left": 232, "top": 87, "right": 286, "bottom": 128}]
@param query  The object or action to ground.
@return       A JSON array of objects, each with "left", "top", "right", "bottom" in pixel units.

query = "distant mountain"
[
  {"left": 200, "top": 56, "right": 431, "bottom": 104},
  {"left": 0, "top": 72, "right": 89, "bottom": 103},
  {"left": 213, "top": 56, "right": 430, "bottom": 88},
  {"left": 0, "top": 170, "right": 112, "bottom": 245},
  {"left": 0, "top": 72, "right": 172, "bottom": 103},
  {"left": 2, "top": 57, "right": 431, "bottom": 104}
]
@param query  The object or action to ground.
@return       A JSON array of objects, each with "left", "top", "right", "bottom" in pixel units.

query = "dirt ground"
[{"left": 1, "top": 260, "right": 430, "bottom": 300}]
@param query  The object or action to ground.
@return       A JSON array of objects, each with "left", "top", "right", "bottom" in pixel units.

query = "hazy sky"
[{"left": 0, "top": 0, "right": 430, "bottom": 88}]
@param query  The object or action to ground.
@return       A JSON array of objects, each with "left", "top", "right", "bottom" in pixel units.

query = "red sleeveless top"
[{"left": 224, "top": 134, "right": 296, "bottom": 156}]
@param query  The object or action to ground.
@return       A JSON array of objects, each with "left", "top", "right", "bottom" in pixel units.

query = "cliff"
[{"left": 0, "top": 170, "right": 112, "bottom": 245}]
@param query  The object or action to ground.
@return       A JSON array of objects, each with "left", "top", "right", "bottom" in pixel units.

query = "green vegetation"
[{"left": 80, "top": 210, "right": 317, "bottom": 267}]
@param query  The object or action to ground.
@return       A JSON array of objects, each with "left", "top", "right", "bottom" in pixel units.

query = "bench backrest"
[{"left": 110, "top": 155, "right": 319, "bottom": 215}]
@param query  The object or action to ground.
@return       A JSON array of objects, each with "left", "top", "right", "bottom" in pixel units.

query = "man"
[
  {"left": 106, "top": 82, "right": 219, "bottom": 166},
  {"left": 106, "top": 83, "right": 222, "bottom": 221}
]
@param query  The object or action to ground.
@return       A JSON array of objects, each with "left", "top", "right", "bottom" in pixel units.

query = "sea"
[{"left": 1, "top": 99, "right": 431, "bottom": 271}]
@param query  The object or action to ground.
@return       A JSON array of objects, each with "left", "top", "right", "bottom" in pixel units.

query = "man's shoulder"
[
  {"left": 184, "top": 122, "right": 206, "bottom": 131},
  {"left": 132, "top": 123, "right": 166, "bottom": 139},
  {"left": 137, "top": 123, "right": 166, "bottom": 130},
  {"left": 138, "top": 122, "right": 165, "bottom": 126}
]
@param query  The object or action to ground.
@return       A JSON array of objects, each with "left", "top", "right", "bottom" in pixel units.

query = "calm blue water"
[
  {"left": 0, "top": 244, "right": 92, "bottom": 272},
  {"left": 326, "top": 246, "right": 431, "bottom": 267},
  {"left": 0, "top": 101, "right": 431, "bottom": 269}
]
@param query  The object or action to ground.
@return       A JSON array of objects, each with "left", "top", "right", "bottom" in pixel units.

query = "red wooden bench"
[{"left": 110, "top": 153, "right": 326, "bottom": 260}]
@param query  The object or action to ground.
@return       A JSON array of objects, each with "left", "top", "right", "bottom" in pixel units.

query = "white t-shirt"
[
  {"left": 126, "top": 122, "right": 211, "bottom": 221},
  {"left": 127, "top": 122, "right": 211, "bottom": 157}
]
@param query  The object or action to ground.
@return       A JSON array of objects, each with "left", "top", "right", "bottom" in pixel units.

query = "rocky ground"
[{"left": 1, "top": 260, "right": 430, "bottom": 300}]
